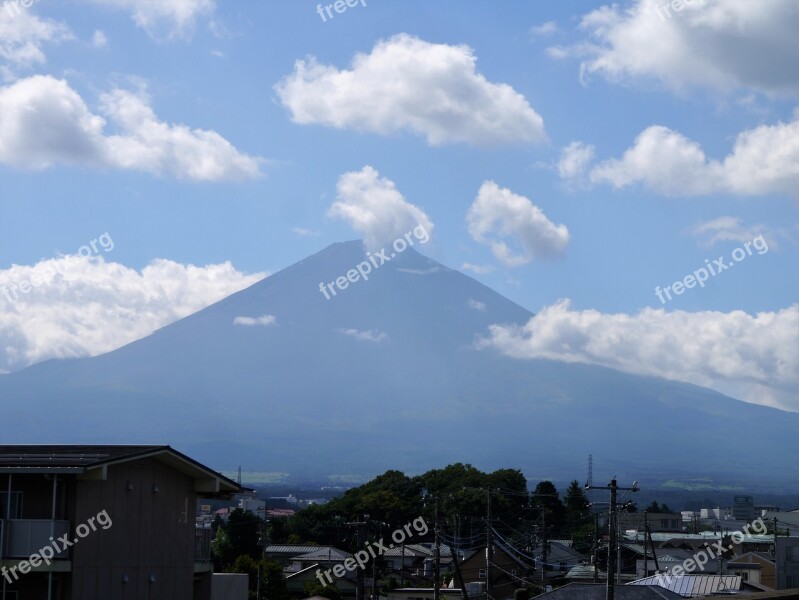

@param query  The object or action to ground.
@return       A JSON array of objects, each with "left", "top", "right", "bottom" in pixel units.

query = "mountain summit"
[{"left": 2, "top": 241, "right": 796, "bottom": 485}]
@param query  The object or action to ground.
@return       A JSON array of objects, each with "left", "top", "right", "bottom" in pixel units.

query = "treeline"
[{"left": 268, "top": 464, "right": 595, "bottom": 553}]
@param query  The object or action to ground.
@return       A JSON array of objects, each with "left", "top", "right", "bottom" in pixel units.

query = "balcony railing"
[
  {"left": 1, "top": 519, "right": 70, "bottom": 559},
  {"left": 195, "top": 527, "right": 212, "bottom": 562}
]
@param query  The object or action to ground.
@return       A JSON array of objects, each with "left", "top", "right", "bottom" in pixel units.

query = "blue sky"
[{"left": 0, "top": 0, "right": 797, "bottom": 409}]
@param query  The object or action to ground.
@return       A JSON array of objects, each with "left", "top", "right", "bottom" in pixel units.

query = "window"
[
  {"left": 0, "top": 492, "right": 22, "bottom": 519},
  {"left": 478, "top": 569, "right": 486, "bottom": 579}
]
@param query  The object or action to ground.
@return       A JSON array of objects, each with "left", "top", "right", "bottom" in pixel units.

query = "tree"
[
  {"left": 646, "top": 501, "right": 671, "bottom": 514},
  {"left": 532, "top": 481, "right": 566, "bottom": 534},
  {"left": 304, "top": 581, "right": 342, "bottom": 600},
  {"left": 232, "top": 555, "right": 288, "bottom": 600}
]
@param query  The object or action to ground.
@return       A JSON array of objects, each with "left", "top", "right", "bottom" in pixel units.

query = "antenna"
[
  {"left": 237, "top": 465, "right": 242, "bottom": 486},
  {"left": 588, "top": 454, "right": 593, "bottom": 488}
]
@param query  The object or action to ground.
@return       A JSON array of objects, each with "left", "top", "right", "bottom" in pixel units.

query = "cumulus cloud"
[
  {"left": 530, "top": 21, "right": 559, "bottom": 38},
  {"left": 275, "top": 33, "right": 545, "bottom": 146},
  {"left": 233, "top": 315, "right": 276, "bottom": 327},
  {"left": 691, "top": 217, "right": 777, "bottom": 248},
  {"left": 86, "top": 0, "right": 216, "bottom": 40},
  {"left": 92, "top": 30, "right": 108, "bottom": 48},
  {"left": 0, "top": 75, "right": 262, "bottom": 180},
  {"left": 461, "top": 263, "right": 494, "bottom": 275},
  {"left": 337, "top": 328, "right": 388, "bottom": 343},
  {"left": 557, "top": 0, "right": 799, "bottom": 97},
  {"left": 468, "top": 299, "right": 486, "bottom": 311},
  {"left": 581, "top": 118, "right": 799, "bottom": 197},
  {"left": 329, "top": 165, "right": 434, "bottom": 251},
  {"left": 0, "top": 10, "right": 72, "bottom": 76},
  {"left": 479, "top": 299, "right": 799, "bottom": 411},
  {"left": 466, "top": 181, "right": 569, "bottom": 267},
  {"left": 0, "top": 256, "right": 266, "bottom": 373},
  {"left": 558, "top": 141, "right": 596, "bottom": 182}
]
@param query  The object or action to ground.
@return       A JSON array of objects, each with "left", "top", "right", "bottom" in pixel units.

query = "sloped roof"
[
  {"left": 0, "top": 444, "right": 240, "bottom": 493},
  {"left": 629, "top": 574, "right": 742, "bottom": 597},
  {"left": 266, "top": 545, "right": 323, "bottom": 555},
  {"left": 293, "top": 547, "right": 352, "bottom": 561},
  {"left": 535, "top": 582, "right": 684, "bottom": 600}
]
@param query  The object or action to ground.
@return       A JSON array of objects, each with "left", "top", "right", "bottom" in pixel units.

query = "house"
[
  {"left": 728, "top": 551, "right": 777, "bottom": 588},
  {"left": 535, "top": 582, "right": 685, "bottom": 600},
  {"left": 628, "top": 574, "right": 744, "bottom": 597},
  {"left": 618, "top": 513, "right": 682, "bottom": 533},
  {"left": 775, "top": 537, "right": 799, "bottom": 589},
  {"left": 264, "top": 545, "right": 324, "bottom": 567},
  {"left": 0, "top": 444, "right": 240, "bottom": 600},
  {"left": 459, "top": 544, "right": 534, "bottom": 599}
]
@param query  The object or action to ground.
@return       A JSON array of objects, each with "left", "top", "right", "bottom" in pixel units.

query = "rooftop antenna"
[{"left": 237, "top": 466, "right": 242, "bottom": 486}]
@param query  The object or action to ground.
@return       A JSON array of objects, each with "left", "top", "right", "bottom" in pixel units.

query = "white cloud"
[
  {"left": 92, "top": 30, "right": 108, "bottom": 48},
  {"left": 584, "top": 117, "right": 799, "bottom": 197},
  {"left": 275, "top": 33, "right": 546, "bottom": 146},
  {"left": 0, "top": 75, "right": 262, "bottom": 181},
  {"left": 461, "top": 263, "right": 494, "bottom": 275},
  {"left": 691, "top": 217, "right": 776, "bottom": 248},
  {"left": 233, "top": 314, "right": 276, "bottom": 327},
  {"left": 468, "top": 299, "right": 486, "bottom": 311},
  {"left": 337, "top": 328, "right": 388, "bottom": 343},
  {"left": 0, "top": 256, "right": 265, "bottom": 373},
  {"left": 559, "top": 0, "right": 799, "bottom": 97},
  {"left": 530, "top": 21, "right": 559, "bottom": 38},
  {"left": 479, "top": 299, "right": 799, "bottom": 411},
  {"left": 0, "top": 10, "right": 72, "bottom": 75},
  {"left": 329, "top": 165, "right": 434, "bottom": 251},
  {"left": 86, "top": 0, "right": 216, "bottom": 40},
  {"left": 292, "top": 227, "right": 318, "bottom": 238},
  {"left": 466, "top": 181, "right": 569, "bottom": 267},
  {"left": 558, "top": 141, "right": 596, "bottom": 181}
]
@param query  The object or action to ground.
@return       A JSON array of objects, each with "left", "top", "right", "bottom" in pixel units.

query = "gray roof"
[
  {"left": 293, "top": 547, "right": 352, "bottom": 561},
  {"left": 535, "top": 583, "right": 684, "bottom": 600},
  {"left": 265, "top": 545, "right": 323, "bottom": 555},
  {"left": 629, "top": 574, "right": 742, "bottom": 597}
]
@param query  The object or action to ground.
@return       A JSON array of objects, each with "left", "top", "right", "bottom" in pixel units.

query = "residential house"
[{"left": 0, "top": 444, "right": 240, "bottom": 600}]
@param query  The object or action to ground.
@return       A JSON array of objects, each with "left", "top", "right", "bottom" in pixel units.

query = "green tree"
[
  {"left": 304, "top": 581, "right": 342, "bottom": 600},
  {"left": 232, "top": 555, "right": 288, "bottom": 600},
  {"left": 645, "top": 501, "right": 671, "bottom": 513},
  {"left": 532, "top": 481, "right": 566, "bottom": 533}
]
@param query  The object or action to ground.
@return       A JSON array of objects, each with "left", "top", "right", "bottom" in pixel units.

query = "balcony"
[
  {"left": 1, "top": 519, "right": 70, "bottom": 559},
  {"left": 195, "top": 527, "right": 212, "bottom": 562}
]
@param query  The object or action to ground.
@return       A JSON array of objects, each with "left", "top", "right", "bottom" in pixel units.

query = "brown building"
[
  {"left": 0, "top": 445, "right": 240, "bottom": 600},
  {"left": 459, "top": 544, "right": 533, "bottom": 599}
]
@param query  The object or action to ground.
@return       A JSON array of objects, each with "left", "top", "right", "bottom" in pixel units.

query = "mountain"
[{"left": 1, "top": 240, "right": 797, "bottom": 488}]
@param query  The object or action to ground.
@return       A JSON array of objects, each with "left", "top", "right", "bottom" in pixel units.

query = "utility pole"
[
  {"left": 585, "top": 479, "right": 638, "bottom": 600},
  {"left": 434, "top": 496, "right": 441, "bottom": 600},
  {"left": 486, "top": 488, "right": 492, "bottom": 600},
  {"left": 541, "top": 510, "right": 548, "bottom": 590},
  {"left": 346, "top": 516, "right": 369, "bottom": 600},
  {"left": 593, "top": 513, "right": 599, "bottom": 583}
]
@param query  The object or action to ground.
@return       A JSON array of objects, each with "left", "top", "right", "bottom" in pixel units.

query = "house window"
[
  {"left": 0, "top": 491, "right": 22, "bottom": 519},
  {"left": 478, "top": 569, "right": 486, "bottom": 579}
]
